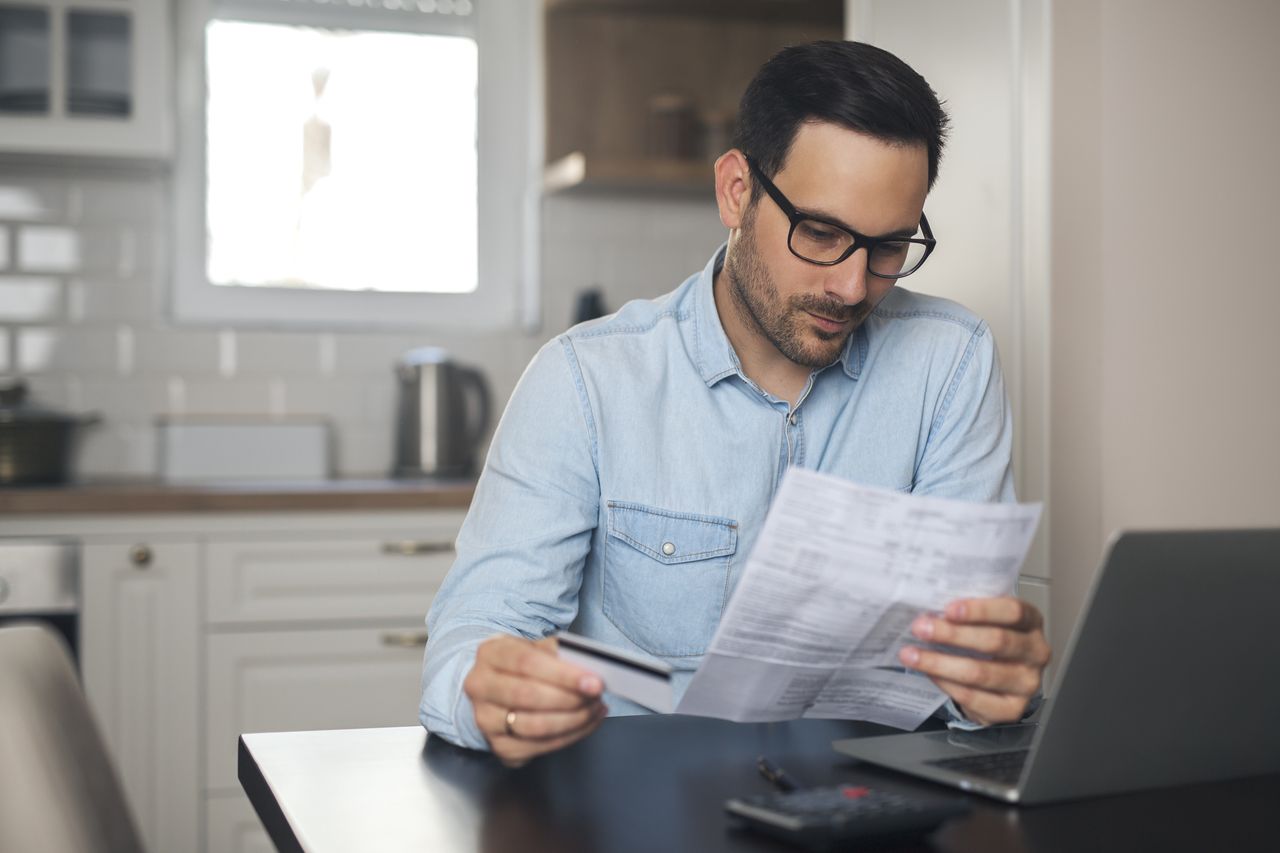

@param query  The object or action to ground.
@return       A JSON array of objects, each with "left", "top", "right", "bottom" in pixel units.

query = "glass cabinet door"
[
  {"left": 0, "top": 4, "right": 51, "bottom": 114},
  {"left": 67, "top": 9, "right": 132, "bottom": 117}
]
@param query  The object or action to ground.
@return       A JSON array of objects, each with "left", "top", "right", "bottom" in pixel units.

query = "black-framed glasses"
[{"left": 745, "top": 155, "right": 936, "bottom": 278}]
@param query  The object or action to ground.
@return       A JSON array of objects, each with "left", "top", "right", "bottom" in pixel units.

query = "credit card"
[{"left": 555, "top": 631, "right": 674, "bottom": 713}]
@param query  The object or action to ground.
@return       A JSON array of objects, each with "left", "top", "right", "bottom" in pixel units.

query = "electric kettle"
[{"left": 392, "top": 348, "right": 491, "bottom": 478}]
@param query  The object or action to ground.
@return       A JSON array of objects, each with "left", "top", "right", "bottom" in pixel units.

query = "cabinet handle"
[
  {"left": 381, "top": 541, "right": 454, "bottom": 556},
  {"left": 129, "top": 544, "right": 153, "bottom": 568},
  {"left": 381, "top": 631, "right": 429, "bottom": 649}
]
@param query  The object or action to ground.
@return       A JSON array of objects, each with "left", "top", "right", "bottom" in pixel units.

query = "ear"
[{"left": 714, "top": 149, "right": 753, "bottom": 229}]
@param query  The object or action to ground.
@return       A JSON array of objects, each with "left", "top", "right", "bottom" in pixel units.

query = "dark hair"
[{"left": 732, "top": 40, "right": 950, "bottom": 191}]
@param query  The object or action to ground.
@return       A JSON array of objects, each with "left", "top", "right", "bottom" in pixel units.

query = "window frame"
[{"left": 171, "top": 0, "right": 542, "bottom": 331}]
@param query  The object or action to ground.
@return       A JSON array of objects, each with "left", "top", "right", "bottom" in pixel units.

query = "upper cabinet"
[
  {"left": 0, "top": 0, "right": 171, "bottom": 159},
  {"left": 543, "top": 0, "right": 843, "bottom": 194}
]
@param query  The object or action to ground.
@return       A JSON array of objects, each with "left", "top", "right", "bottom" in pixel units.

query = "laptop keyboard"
[{"left": 926, "top": 749, "right": 1030, "bottom": 786}]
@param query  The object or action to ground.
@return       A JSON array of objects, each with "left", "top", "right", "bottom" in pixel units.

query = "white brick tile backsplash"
[
  {"left": 76, "top": 176, "right": 163, "bottom": 225},
  {"left": 335, "top": 422, "right": 394, "bottom": 478},
  {"left": 183, "top": 377, "right": 273, "bottom": 416},
  {"left": 18, "top": 226, "right": 81, "bottom": 272},
  {"left": 116, "top": 325, "right": 135, "bottom": 375},
  {"left": 16, "top": 326, "right": 118, "bottom": 373},
  {"left": 0, "top": 277, "right": 61, "bottom": 322},
  {"left": 359, "top": 375, "right": 398, "bottom": 425},
  {"left": 0, "top": 168, "right": 715, "bottom": 481},
  {"left": 16, "top": 327, "right": 56, "bottom": 373},
  {"left": 78, "top": 376, "right": 173, "bottom": 423},
  {"left": 76, "top": 422, "right": 157, "bottom": 478},
  {"left": 66, "top": 276, "right": 160, "bottom": 323},
  {"left": 218, "top": 329, "right": 236, "bottom": 377},
  {"left": 276, "top": 377, "right": 367, "bottom": 422},
  {"left": 133, "top": 328, "right": 222, "bottom": 374},
  {"left": 22, "top": 376, "right": 77, "bottom": 411},
  {"left": 236, "top": 331, "right": 324, "bottom": 375},
  {"left": 0, "top": 182, "right": 67, "bottom": 222}
]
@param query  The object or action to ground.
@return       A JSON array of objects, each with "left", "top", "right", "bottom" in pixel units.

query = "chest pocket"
[{"left": 602, "top": 501, "right": 738, "bottom": 658}]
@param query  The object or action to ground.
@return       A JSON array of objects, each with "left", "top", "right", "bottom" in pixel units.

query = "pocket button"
[{"left": 661, "top": 541, "right": 676, "bottom": 556}]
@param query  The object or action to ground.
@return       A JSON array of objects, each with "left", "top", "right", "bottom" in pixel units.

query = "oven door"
[{"left": 0, "top": 539, "right": 80, "bottom": 665}]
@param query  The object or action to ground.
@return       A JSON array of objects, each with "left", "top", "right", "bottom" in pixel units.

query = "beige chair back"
[{"left": 0, "top": 623, "right": 145, "bottom": 853}]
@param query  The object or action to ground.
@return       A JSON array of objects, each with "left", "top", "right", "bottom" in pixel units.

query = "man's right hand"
[{"left": 463, "top": 634, "right": 607, "bottom": 766}]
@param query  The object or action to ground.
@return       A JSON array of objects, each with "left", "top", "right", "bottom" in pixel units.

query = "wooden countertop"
[{"left": 0, "top": 478, "right": 476, "bottom": 515}]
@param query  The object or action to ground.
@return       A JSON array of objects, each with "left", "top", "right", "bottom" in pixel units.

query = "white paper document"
[{"left": 674, "top": 468, "right": 1042, "bottom": 729}]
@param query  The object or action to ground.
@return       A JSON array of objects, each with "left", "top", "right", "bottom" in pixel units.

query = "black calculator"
[{"left": 725, "top": 783, "right": 972, "bottom": 849}]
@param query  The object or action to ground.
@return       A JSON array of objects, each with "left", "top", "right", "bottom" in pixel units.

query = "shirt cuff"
[
  {"left": 936, "top": 692, "right": 1044, "bottom": 730},
  {"left": 419, "top": 625, "right": 494, "bottom": 751}
]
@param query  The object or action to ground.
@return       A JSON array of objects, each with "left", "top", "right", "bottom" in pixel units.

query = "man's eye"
[
  {"left": 797, "top": 222, "right": 841, "bottom": 243},
  {"left": 876, "top": 241, "right": 909, "bottom": 256}
]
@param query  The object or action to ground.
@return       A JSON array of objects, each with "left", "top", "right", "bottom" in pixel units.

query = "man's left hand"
[{"left": 898, "top": 596, "right": 1051, "bottom": 726}]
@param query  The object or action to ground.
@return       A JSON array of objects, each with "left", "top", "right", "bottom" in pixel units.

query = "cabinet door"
[
  {"left": 204, "top": 533, "right": 455, "bottom": 626},
  {"left": 81, "top": 540, "right": 200, "bottom": 853},
  {"left": 205, "top": 625, "right": 428, "bottom": 792}
]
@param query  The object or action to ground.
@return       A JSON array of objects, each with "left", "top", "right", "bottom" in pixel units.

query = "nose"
[{"left": 823, "top": 247, "right": 869, "bottom": 306}]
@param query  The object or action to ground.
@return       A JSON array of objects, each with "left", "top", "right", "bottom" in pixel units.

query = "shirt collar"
[{"left": 692, "top": 243, "right": 866, "bottom": 386}]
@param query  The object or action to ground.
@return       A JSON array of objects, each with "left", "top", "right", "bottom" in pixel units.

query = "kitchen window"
[{"left": 172, "top": 0, "right": 541, "bottom": 329}]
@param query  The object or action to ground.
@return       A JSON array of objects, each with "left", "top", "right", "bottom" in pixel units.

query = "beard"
[{"left": 724, "top": 213, "right": 875, "bottom": 369}]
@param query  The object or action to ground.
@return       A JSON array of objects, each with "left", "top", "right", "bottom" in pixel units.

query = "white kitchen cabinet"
[
  {"left": 0, "top": 0, "right": 171, "bottom": 158},
  {"left": 204, "top": 533, "right": 455, "bottom": 626},
  {"left": 199, "top": 525, "right": 456, "bottom": 851},
  {"left": 80, "top": 538, "right": 201, "bottom": 853},
  {"left": 205, "top": 625, "right": 431, "bottom": 791}
]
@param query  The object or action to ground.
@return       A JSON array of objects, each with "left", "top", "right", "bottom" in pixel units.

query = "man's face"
[{"left": 723, "top": 122, "right": 930, "bottom": 369}]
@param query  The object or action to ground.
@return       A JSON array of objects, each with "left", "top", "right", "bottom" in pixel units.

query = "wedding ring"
[{"left": 504, "top": 708, "right": 519, "bottom": 738}]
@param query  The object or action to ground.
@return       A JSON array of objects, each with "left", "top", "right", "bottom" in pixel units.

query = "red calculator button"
[{"left": 841, "top": 786, "right": 871, "bottom": 799}]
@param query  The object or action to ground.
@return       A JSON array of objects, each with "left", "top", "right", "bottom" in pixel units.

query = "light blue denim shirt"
[{"left": 421, "top": 245, "right": 1015, "bottom": 750}]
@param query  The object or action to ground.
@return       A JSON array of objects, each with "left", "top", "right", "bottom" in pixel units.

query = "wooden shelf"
[
  {"left": 544, "top": 152, "right": 715, "bottom": 194},
  {"left": 545, "top": 0, "right": 842, "bottom": 25},
  {"left": 542, "top": 1, "right": 842, "bottom": 196}
]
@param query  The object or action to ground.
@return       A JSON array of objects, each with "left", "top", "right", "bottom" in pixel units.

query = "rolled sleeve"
[{"left": 418, "top": 338, "right": 601, "bottom": 750}]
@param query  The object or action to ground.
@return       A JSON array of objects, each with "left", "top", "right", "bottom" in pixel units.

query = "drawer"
[
  {"left": 205, "top": 626, "right": 428, "bottom": 791},
  {"left": 205, "top": 533, "right": 457, "bottom": 625},
  {"left": 206, "top": 793, "right": 274, "bottom": 853}
]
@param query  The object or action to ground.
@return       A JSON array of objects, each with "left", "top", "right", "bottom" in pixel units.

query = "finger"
[
  {"left": 912, "top": 616, "right": 1050, "bottom": 666},
  {"left": 899, "top": 645, "right": 1042, "bottom": 698},
  {"left": 475, "top": 700, "right": 605, "bottom": 742},
  {"left": 480, "top": 636, "right": 603, "bottom": 696},
  {"left": 490, "top": 706, "right": 607, "bottom": 765},
  {"left": 943, "top": 596, "right": 1043, "bottom": 631},
  {"left": 470, "top": 670, "right": 597, "bottom": 712},
  {"left": 928, "top": 676, "right": 1033, "bottom": 727}
]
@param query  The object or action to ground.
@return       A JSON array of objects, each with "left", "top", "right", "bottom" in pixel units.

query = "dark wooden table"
[{"left": 240, "top": 715, "right": 1280, "bottom": 853}]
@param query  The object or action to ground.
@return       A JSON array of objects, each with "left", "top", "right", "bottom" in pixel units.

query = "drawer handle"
[
  {"left": 381, "top": 631, "right": 429, "bottom": 649},
  {"left": 381, "top": 541, "right": 454, "bottom": 556}
]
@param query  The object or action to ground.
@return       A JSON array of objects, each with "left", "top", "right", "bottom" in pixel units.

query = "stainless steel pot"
[
  {"left": 392, "top": 348, "right": 490, "bottom": 478},
  {"left": 0, "top": 380, "right": 100, "bottom": 486}
]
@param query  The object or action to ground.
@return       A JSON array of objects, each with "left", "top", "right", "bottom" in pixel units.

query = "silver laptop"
[{"left": 833, "top": 529, "right": 1280, "bottom": 805}]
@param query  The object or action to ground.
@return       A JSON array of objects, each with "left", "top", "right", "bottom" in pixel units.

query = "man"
[{"left": 421, "top": 40, "right": 1051, "bottom": 765}]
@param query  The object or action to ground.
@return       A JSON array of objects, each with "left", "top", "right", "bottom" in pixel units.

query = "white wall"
[
  {"left": 852, "top": 0, "right": 1280, "bottom": 654},
  {"left": 1050, "top": 0, "right": 1280, "bottom": 641},
  {"left": 847, "top": 0, "right": 1054, "bottom": 633}
]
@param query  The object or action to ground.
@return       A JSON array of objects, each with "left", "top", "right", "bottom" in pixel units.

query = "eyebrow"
[{"left": 796, "top": 205, "right": 919, "bottom": 241}]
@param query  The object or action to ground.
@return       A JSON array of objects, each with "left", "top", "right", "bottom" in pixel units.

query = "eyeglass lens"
[{"left": 790, "top": 220, "right": 929, "bottom": 276}]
